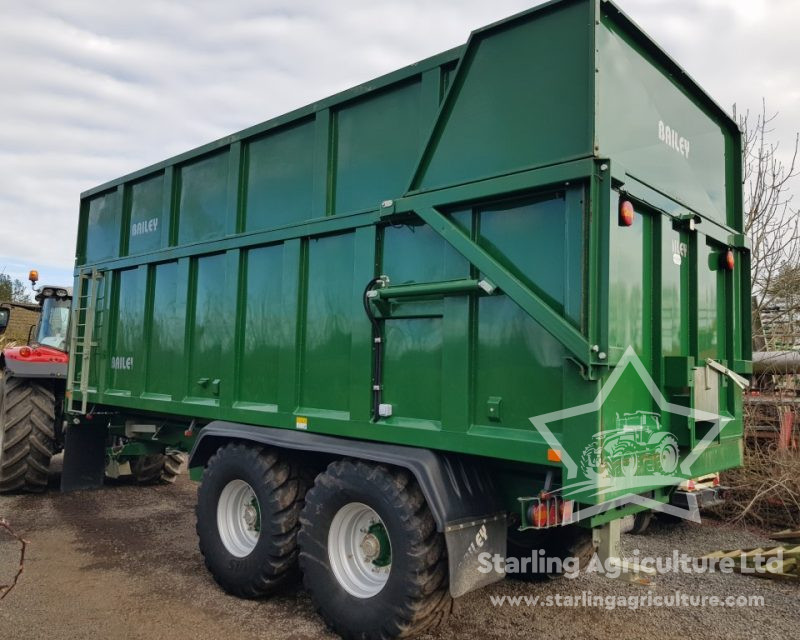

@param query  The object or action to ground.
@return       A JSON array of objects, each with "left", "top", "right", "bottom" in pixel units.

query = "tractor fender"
[
  {"left": 189, "top": 421, "right": 507, "bottom": 597},
  {"left": 0, "top": 352, "right": 67, "bottom": 379}
]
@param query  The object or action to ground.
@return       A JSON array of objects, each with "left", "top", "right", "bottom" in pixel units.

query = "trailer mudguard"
[
  {"left": 60, "top": 421, "right": 107, "bottom": 493},
  {"left": 189, "top": 421, "right": 507, "bottom": 597}
]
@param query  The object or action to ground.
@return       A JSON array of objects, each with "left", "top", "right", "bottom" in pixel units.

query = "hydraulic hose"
[{"left": 363, "top": 277, "right": 387, "bottom": 421}]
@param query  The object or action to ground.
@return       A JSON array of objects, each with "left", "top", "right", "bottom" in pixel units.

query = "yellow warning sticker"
[{"left": 296, "top": 416, "right": 308, "bottom": 430}]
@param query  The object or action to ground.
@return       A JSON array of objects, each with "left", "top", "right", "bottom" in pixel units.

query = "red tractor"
[{"left": 0, "top": 271, "right": 70, "bottom": 492}]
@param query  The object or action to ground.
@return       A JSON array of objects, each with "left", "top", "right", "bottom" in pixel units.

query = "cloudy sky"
[{"left": 1, "top": 0, "right": 797, "bottom": 288}]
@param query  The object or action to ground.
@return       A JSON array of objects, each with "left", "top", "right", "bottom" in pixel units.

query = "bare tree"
[{"left": 736, "top": 100, "right": 800, "bottom": 349}]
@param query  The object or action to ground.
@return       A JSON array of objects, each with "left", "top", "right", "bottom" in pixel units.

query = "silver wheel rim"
[
  {"left": 217, "top": 479, "right": 261, "bottom": 557},
  {"left": 328, "top": 502, "right": 391, "bottom": 598}
]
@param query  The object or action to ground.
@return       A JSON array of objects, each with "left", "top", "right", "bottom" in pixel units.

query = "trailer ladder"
[{"left": 66, "top": 268, "right": 103, "bottom": 414}]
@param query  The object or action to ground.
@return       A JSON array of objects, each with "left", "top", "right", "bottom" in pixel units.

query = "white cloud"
[{"left": 0, "top": 0, "right": 797, "bottom": 287}]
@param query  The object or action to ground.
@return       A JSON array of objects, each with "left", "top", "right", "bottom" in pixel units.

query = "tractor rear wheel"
[
  {"left": 629, "top": 510, "right": 653, "bottom": 535},
  {"left": 0, "top": 375, "right": 57, "bottom": 493},
  {"left": 129, "top": 451, "right": 185, "bottom": 484}
]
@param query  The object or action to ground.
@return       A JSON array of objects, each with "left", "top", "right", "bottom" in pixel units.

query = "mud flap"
[
  {"left": 60, "top": 423, "right": 106, "bottom": 492},
  {"left": 445, "top": 513, "right": 507, "bottom": 598}
]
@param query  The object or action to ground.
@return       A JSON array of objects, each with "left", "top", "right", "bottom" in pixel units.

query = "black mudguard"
[{"left": 60, "top": 422, "right": 107, "bottom": 492}]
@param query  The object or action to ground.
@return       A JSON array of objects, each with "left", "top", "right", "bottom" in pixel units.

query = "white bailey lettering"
[
  {"left": 111, "top": 356, "right": 134, "bottom": 371},
  {"left": 131, "top": 217, "right": 159, "bottom": 237},
  {"left": 658, "top": 120, "right": 691, "bottom": 159}
]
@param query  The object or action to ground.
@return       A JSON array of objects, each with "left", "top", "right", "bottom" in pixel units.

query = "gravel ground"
[{"left": 0, "top": 461, "right": 796, "bottom": 640}]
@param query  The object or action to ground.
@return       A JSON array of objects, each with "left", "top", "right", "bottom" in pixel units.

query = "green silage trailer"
[{"left": 51, "top": 0, "right": 753, "bottom": 636}]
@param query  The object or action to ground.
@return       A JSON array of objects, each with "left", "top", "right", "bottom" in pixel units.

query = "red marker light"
[
  {"left": 531, "top": 503, "right": 549, "bottom": 527},
  {"left": 724, "top": 249, "right": 735, "bottom": 271},
  {"left": 19, "top": 346, "right": 32, "bottom": 358},
  {"left": 619, "top": 199, "right": 635, "bottom": 227}
]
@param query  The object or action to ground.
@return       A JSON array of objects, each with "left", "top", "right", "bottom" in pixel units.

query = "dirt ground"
[{"left": 0, "top": 461, "right": 796, "bottom": 640}]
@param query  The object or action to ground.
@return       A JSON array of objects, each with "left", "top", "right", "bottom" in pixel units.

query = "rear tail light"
[
  {"left": 712, "top": 474, "right": 720, "bottom": 487},
  {"left": 686, "top": 479, "right": 696, "bottom": 491},
  {"left": 19, "top": 346, "right": 32, "bottom": 358},
  {"left": 723, "top": 249, "right": 735, "bottom": 271},
  {"left": 526, "top": 493, "right": 574, "bottom": 528},
  {"left": 531, "top": 502, "right": 551, "bottom": 527},
  {"left": 619, "top": 199, "right": 635, "bottom": 227}
]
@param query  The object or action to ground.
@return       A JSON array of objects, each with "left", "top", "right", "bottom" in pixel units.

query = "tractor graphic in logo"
[{"left": 579, "top": 411, "right": 679, "bottom": 481}]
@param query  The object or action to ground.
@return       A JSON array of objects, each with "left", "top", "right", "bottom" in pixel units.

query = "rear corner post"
[{"left": 593, "top": 519, "right": 657, "bottom": 584}]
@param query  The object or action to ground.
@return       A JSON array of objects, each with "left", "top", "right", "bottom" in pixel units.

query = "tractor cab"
[
  {"left": 33, "top": 285, "right": 72, "bottom": 352},
  {"left": 0, "top": 270, "right": 71, "bottom": 380}
]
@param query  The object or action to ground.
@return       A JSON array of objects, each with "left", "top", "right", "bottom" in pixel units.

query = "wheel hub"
[
  {"left": 217, "top": 479, "right": 261, "bottom": 558},
  {"left": 360, "top": 533, "right": 381, "bottom": 561},
  {"left": 328, "top": 502, "right": 392, "bottom": 598},
  {"left": 243, "top": 502, "right": 259, "bottom": 529}
]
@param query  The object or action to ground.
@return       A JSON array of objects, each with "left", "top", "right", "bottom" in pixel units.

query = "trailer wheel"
[
  {"left": 129, "top": 451, "right": 185, "bottom": 484},
  {"left": 0, "top": 376, "right": 56, "bottom": 493},
  {"left": 299, "top": 460, "right": 452, "bottom": 640},
  {"left": 196, "top": 443, "right": 302, "bottom": 598},
  {"left": 506, "top": 524, "right": 594, "bottom": 581},
  {"left": 628, "top": 510, "right": 653, "bottom": 535}
]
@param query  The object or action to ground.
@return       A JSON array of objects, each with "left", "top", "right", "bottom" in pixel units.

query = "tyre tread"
[
  {"left": 0, "top": 377, "right": 56, "bottom": 493},
  {"left": 196, "top": 444, "right": 302, "bottom": 599},
  {"left": 299, "top": 459, "right": 453, "bottom": 640}
]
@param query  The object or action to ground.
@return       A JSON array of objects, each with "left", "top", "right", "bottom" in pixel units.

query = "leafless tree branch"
[
  {"left": 0, "top": 518, "right": 28, "bottom": 600},
  {"left": 735, "top": 99, "right": 800, "bottom": 329}
]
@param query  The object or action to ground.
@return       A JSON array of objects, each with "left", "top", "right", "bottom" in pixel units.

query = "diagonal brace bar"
[{"left": 414, "top": 206, "right": 593, "bottom": 367}]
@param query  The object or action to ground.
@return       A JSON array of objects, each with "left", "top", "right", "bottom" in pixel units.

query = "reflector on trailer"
[
  {"left": 619, "top": 199, "right": 635, "bottom": 226},
  {"left": 724, "top": 249, "right": 735, "bottom": 271},
  {"left": 547, "top": 448, "right": 562, "bottom": 462}
]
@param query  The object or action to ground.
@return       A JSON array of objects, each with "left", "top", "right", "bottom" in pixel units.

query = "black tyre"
[
  {"left": 196, "top": 443, "right": 302, "bottom": 598},
  {"left": 629, "top": 510, "right": 653, "bottom": 535},
  {"left": 0, "top": 376, "right": 56, "bottom": 493},
  {"left": 506, "top": 524, "right": 594, "bottom": 581},
  {"left": 298, "top": 460, "right": 452, "bottom": 640},
  {"left": 129, "top": 450, "right": 185, "bottom": 484}
]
